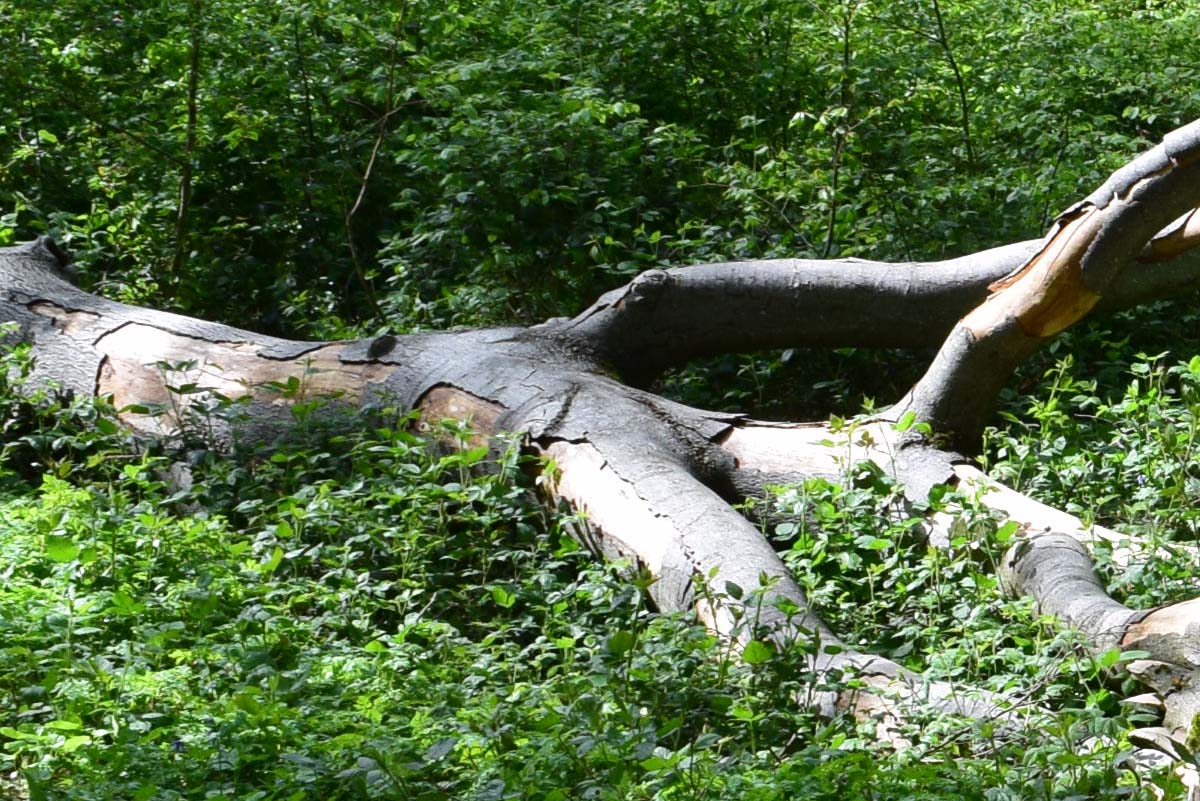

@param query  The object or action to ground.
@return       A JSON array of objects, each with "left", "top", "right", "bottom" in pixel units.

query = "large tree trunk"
[{"left": 5, "top": 120, "right": 1200, "bottom": 761}]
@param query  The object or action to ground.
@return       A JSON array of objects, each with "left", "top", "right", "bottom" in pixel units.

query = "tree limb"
[
  {"left": 7, "top": 122, "right": 1200, "bottom": 751},
  {"left": 568, "top": 229, "right": 1200, "bottom": 386},
  {"left": 896, "top": 121, "right": 1200, "bottom": 448}
]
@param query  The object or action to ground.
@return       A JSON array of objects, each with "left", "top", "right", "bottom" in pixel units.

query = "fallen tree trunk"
[{"left": 4, "top": 120, "right": 1200, "bottom": 752}]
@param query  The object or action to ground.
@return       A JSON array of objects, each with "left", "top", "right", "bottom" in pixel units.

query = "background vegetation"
[{"left": 3, "top": 0, "right": 1200, "bottom": 797}]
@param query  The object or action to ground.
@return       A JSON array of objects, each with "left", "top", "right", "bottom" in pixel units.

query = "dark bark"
[
  {"left": 6, "top": 119, "right": 1200, "bottom": 747},
  {"left": 896, "top": 120, "right": 1200, "bottom": 448},
  {"left": 567, "top": 239, "right": 1200, "bottom": 387}
]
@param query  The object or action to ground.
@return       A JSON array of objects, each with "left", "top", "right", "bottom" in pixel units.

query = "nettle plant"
[{"left": 0, "top": 344, "right": 1187, "bottom": 800}]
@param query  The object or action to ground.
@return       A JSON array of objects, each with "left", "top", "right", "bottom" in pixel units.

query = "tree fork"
[{"left": 5, "top": 119, "right": 1200, "bottom": 753}]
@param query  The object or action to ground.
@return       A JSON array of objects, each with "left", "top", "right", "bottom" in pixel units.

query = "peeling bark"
[
  {"left": 895, "top": 120, "right": 1200, "bottom": 448},
  {"left": 6, "top": 119, "right": 1200, "bottom": 752}
]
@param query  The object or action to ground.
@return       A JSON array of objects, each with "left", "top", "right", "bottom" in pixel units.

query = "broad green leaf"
[
  {"left": 45, "top": 535, "right": 79, "bottom": 563},
  {"left": 741, "top": 640, "right": 774, "bottom": 665},
  {"left": 490, "top": 586, "right": 515, "bottom": 608},
  {"left": 607, "top": 629, "right": 635, "bottom": 655}
]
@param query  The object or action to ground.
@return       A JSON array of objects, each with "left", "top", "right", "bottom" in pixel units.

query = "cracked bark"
[{"left": 6, "top": 120, "right": 1200, "bottom": 753}]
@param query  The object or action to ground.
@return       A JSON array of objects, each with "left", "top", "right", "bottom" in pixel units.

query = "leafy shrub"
[{"left": 0, "top": 361, "right": 1180, "bottom": 799}]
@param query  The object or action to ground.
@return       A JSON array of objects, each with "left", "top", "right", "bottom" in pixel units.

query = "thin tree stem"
[
  {"left": 170, "top": 0, "right": 202, "bottom": 290},
  {"left": 345, "top": 4, "right": 409, "bottom": 319},
  {"left": 931, "top": 0, "right": 975, "bottom": 166}
]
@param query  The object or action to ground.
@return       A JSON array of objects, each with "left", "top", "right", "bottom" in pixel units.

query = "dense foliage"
[
  {"left": 4, "top": 0, "right": 1199, "bottom": 332},
  {"left": 4, "top": 0, "right": 1200, "bottom": 798},
  {"left": 0, "top": 346, "right": 1195, "bottom": 800}
]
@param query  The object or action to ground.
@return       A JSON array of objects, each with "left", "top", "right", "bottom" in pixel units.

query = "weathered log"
[
  {"left": 0, "top": 237, "right": 1032, "bottom": 733},
  {"left": 4, "top": 120, "right": 1200, "bottom": 746}
]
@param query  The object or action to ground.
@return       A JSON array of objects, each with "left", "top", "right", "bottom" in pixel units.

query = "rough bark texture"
[
  {"left": 6, "top": 120, "right": 1200, "bottom": 754},
  {"left": 895, "top": 120, "right": 1200, "bottom": 449}
]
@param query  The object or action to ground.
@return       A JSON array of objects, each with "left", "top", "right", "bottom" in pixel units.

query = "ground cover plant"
[
  {"left": 0, "top": 349, "right": 1194, "bottom": 800},
  {"left": 5, "top": 0, "right": 1200, "bottom": 798}
]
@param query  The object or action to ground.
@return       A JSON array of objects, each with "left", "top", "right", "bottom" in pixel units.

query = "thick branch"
[
  {"left": 724, "top": 418, "right": 1200, "bottom": 743},
  {"left": 567, "top": 228, "right": 1200, "bottom": 385},
  {"left": 565, "top": 242, "right": 1033, "bottom": 383},
  {"left": 897, "top": 121, "right": 1200, "bottom": 448},
  {"left": 0, "top": 238, "right": 1022, "bottom": 731}
]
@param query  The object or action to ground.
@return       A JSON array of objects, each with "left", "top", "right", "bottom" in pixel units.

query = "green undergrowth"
[
  {"left": 985, "top": 335, "right": 1200, "bottom": 610},
  {"left": 0, "top": 346, "right": 1191, "bottom": 799}
]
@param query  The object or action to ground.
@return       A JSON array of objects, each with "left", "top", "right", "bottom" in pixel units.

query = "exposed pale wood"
[
  {"left": 1123, "top": 599, "right": 1200, "bottom": 670},
  {"left": 972, "top": 207, "right": 1103, "bottom": 338},
  {"left": 895, "top": 120, "right": 1200, "bottom": 447},
  {"left": 94, "top": 324, "right": 393, "bottom": 433},
  {"left": 949, "top": 464, "right": 1176, "bottom": 566},
  {"left": 415, "top": 386, "right": 505, "bottom": 448},
  {"left": 541, "top": 439, "right": 678, "bottom": 579},
  {"left": 1142, "top": 208, "right": 1200, "bottom": 263},
  {"left": 5, "top": 120, "right": 1200, "bottom": 763},
  {"left": 719, "top": 419, "right": 899, "bottom": 482},
  {"left": 28, "top": 301, "right": 99, "bottom": 334}
]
